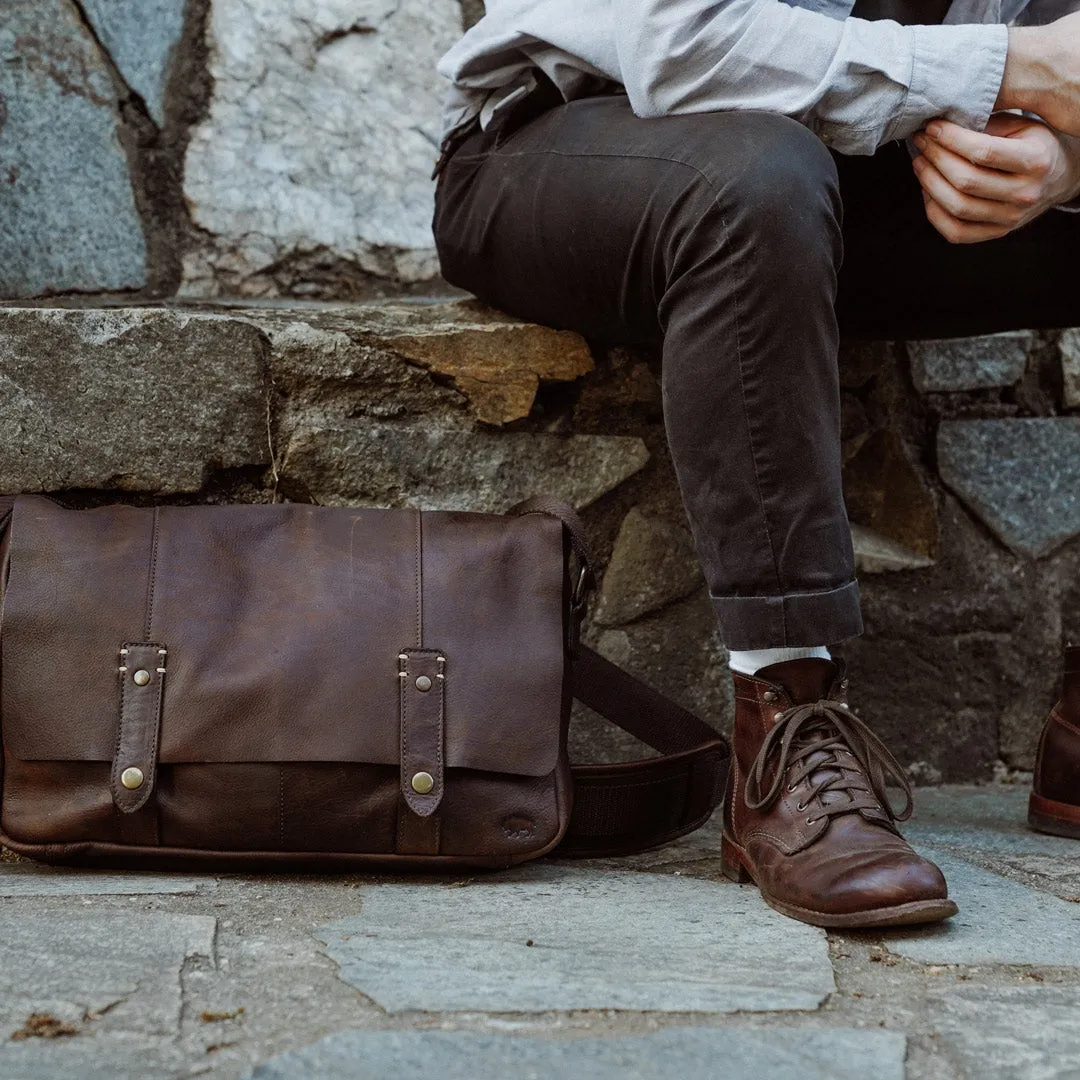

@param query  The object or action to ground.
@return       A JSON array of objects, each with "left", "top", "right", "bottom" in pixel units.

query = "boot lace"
[{"left": 744, "top": 698, "right": 913, "bottom": 826}]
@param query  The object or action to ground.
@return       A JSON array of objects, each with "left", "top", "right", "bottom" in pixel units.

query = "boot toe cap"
[{"left": 823, "top": 851, "right": 949, "bottom": 914}]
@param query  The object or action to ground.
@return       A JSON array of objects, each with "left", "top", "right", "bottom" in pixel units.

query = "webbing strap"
[{"left": 560, "top": 645, "right": 729, "bottom": 856}]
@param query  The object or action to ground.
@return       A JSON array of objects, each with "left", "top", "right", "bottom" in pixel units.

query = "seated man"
[{"left": 431, "top": 0, "right": 1080, "bottom": 928}]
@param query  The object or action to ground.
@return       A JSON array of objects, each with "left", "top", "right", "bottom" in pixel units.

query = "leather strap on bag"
[
  {"left": 561, "top": 644, "right": 729, "bottom": 856},
  {"left": 112, "top": 642, "right": 168, "bottom": 813},
  {"left": 396, "top": 648, "right": 446, "bottom": 855},
  {"left": 509, "top": 497, "right": 730, "bottom": 857}
]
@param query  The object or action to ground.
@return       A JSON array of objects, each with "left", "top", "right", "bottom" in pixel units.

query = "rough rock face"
[
  {"left": 1061, "top": 328, "right": 1080, "bottom": 410},
  {"left": 938, "top": 418, "right": 1080, "bottom": 559},
  {"left": 0, "top": 0, "right": 147, "bottom": 297},
  {"left": 281, "top": 422, "right": 650, "bottom": 511},
  {"left": 850, "top": 523, "right": 934, "bottom": 574},
  {"left": 908, "top": 332, "right": 1033, "bottom": 394},
  {"left": 79, "top": 0, "right": 188, "bottom": 126},
  {"left": 385, "top": 313, "right": 594, "bottom": 425},
  {"left": 593, "top": 507, "right": 704, "bottom": 627},
  {"left": 181, "top": 0, "right": 462, "bottom": 296},
  {"left": 849, "top": 498, "right": 1063, "bottom": 779},
  {"left": 578, "top": 589, "right": 731, "bottom": 764},
  {"left": 0, "top": 302, "right": 615, "bottom": 502},
  {"left": 0, "top": 309, "right": 267, "bottom": 492},
  {"left": 842, "top": 428, "right": 939, "bottom": 558},
  {"left": 252, "top": 300, "right": 594, "bottom": 425}
]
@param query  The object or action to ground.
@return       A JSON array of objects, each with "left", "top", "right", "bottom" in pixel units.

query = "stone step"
[{"left": 0, "top": 300, "right": 637, "bottom": 503}]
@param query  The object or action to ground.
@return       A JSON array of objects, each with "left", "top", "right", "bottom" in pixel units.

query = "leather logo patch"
[{"left": 502, "top": 815, "right": 536, "bottom": 841}]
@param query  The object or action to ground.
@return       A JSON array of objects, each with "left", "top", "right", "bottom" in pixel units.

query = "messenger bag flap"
[{"left": 1, "top": 496, "right": 566, "bottom": 777}]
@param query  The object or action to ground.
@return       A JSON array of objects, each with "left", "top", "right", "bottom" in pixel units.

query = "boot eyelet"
[
  {"left": 787, "top": 784, "right": 797, "bottom": 793},
  {"left": 806, "top": 817, "right": 818, "bottom": 826},
  {"left": 796, "top": 801, "right": 807, "bottom": 812}
]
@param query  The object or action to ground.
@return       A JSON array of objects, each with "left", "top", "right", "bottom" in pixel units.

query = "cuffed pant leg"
[{"left": 653, "top": 113, "right": 861, "bottom": 648}]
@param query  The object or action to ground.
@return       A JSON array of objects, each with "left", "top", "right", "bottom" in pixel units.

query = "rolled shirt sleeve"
[{"left": 614, "top": 0, "right": 1010, "bottom": 154}]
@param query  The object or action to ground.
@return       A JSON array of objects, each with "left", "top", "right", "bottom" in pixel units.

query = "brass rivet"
[
  {"left": 415, "top": 675, "right": 432, "bottom": 692},
  {"left": 763, "top": 690, "right": 778, "bottom": 703},
  {"left": 120, "top": 767, "right": 145, "bottom": 790},
  {"left": 133, "top": 669, "right": 151, "bottom": 687},
  {"left": 773, "top": 712, "right": 784, "bottom": 723},
  {"left": 411, "top": 771, "right": 434, "bottom": 794}
]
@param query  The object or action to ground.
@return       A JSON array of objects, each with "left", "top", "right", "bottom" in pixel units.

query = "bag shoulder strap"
[
  {"left": 509, "top": 496, "right": 730, "bottom": 857},
  {"left": 561, "top": 644, "right": 729, "bottom": 857}
]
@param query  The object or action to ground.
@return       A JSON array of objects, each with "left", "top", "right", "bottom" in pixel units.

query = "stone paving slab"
[
  {"left": 925, "top": 985, "right": 1080, "bottom": 1080},
  {"left": 900, "top": 787, "right": 1080, "bottom": 898},
  {"left": 0, "top": 913, "right": 217, "bottom": 1041},
  {"left": 0, "top": 1036, "right": 190, "bottom": 1080},
  {"left": 906, "top": 820, "right": 1080, "bottom": 860},
  {"left": 247, "top": 1028, "right": 908, "bottom": 1080},
  {"left": 0, "top": 861, "right": 209, "bottom": 897},
  {"left": 884, "top": 850, "right": 1080, "bottom": 967},
  {"left": 907, "top": 785, "right": 1063, "bottom": 852},
  {"left": 316, "top": 867, "right": 834, "bottom": 1014}
]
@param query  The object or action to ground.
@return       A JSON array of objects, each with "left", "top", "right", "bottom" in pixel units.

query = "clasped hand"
[{"left": 912, "top": 113, "right": 1080, "bottom": 244}]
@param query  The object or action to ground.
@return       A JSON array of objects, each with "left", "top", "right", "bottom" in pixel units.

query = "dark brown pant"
[{"left": 432, "top": 94, "right": 1080, "bottom": 649}]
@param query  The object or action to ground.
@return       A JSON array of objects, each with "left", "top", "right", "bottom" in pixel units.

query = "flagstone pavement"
[{"left": 2, "top": 784, "right": 1077, "bottom": 1080}]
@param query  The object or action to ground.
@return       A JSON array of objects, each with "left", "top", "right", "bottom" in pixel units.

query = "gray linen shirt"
[{"left": 437, "top": 0, "right": 1070, "bottom": 156}]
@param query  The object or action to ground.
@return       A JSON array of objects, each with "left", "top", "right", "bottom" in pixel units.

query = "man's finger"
[
  {"left": 925, "top": 119, "right": 1044, "bottom": 174},
  {"left": 913, "top": 156, "right": 1023, "bottom": 225},
  {"left": 914, "top": 134, "right": 1031, "bottom": 203},
  {"left": 922, "top": 193, "right": 1016, "bottom": 244}
]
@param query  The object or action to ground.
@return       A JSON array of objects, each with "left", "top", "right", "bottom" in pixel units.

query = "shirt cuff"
[{"left": 893, "top": 22, "right": 1009, "bottom": 142}]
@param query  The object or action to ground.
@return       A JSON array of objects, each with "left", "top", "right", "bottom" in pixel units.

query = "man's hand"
[{"left": 912, "top": 113, "right": 1080, "bottom": 244}]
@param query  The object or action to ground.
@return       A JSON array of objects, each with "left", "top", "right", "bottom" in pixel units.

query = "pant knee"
[
  {"left": 658, "top": 113, "right": 842, "bottom": 300},
  {"left": 674, "top": 113, "right": 840, "bottom": 245},
  {"left": 727, "top": 115, "right": 840, "bottom": 248}
]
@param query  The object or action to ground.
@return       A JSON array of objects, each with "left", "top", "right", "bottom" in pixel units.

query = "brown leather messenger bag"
[{"left": 0, "top": 493, "right": 729, "bottom": 870}]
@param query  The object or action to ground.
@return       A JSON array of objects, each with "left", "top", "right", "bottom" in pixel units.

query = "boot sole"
[
  {"left": 720, "top": 832, "right": 959, "bottom": 929},
  {"left": 1029, "top": 792, "right": 1080, "bottom": 839}
]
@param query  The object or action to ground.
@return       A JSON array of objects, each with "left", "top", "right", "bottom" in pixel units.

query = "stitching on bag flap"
[{"left": 143, "top": 507, "right": 160, "bottom": 643}]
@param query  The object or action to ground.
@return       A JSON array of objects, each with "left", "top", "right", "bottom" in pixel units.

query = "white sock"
[{"left": 728, "top": 646, "right": 831, "bottom": 676}]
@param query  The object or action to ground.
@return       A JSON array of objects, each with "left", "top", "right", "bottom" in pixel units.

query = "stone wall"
[
  {"left": 3, "top": 2, "right": 1080, "bottom": 780},
  {"left": 1, "top": 303, "right": 1078, "bottom": 781},
  {"left": 1, "top": 0, "right": 461, "bottom": 300}
]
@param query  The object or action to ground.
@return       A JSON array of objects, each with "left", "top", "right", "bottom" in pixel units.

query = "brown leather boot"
[
  {"left": 1030, "top": 646, "right": 1080, "bottom": 838},
  {"left": 721, "top": 658, "right": 958, "bottom": 928}
]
